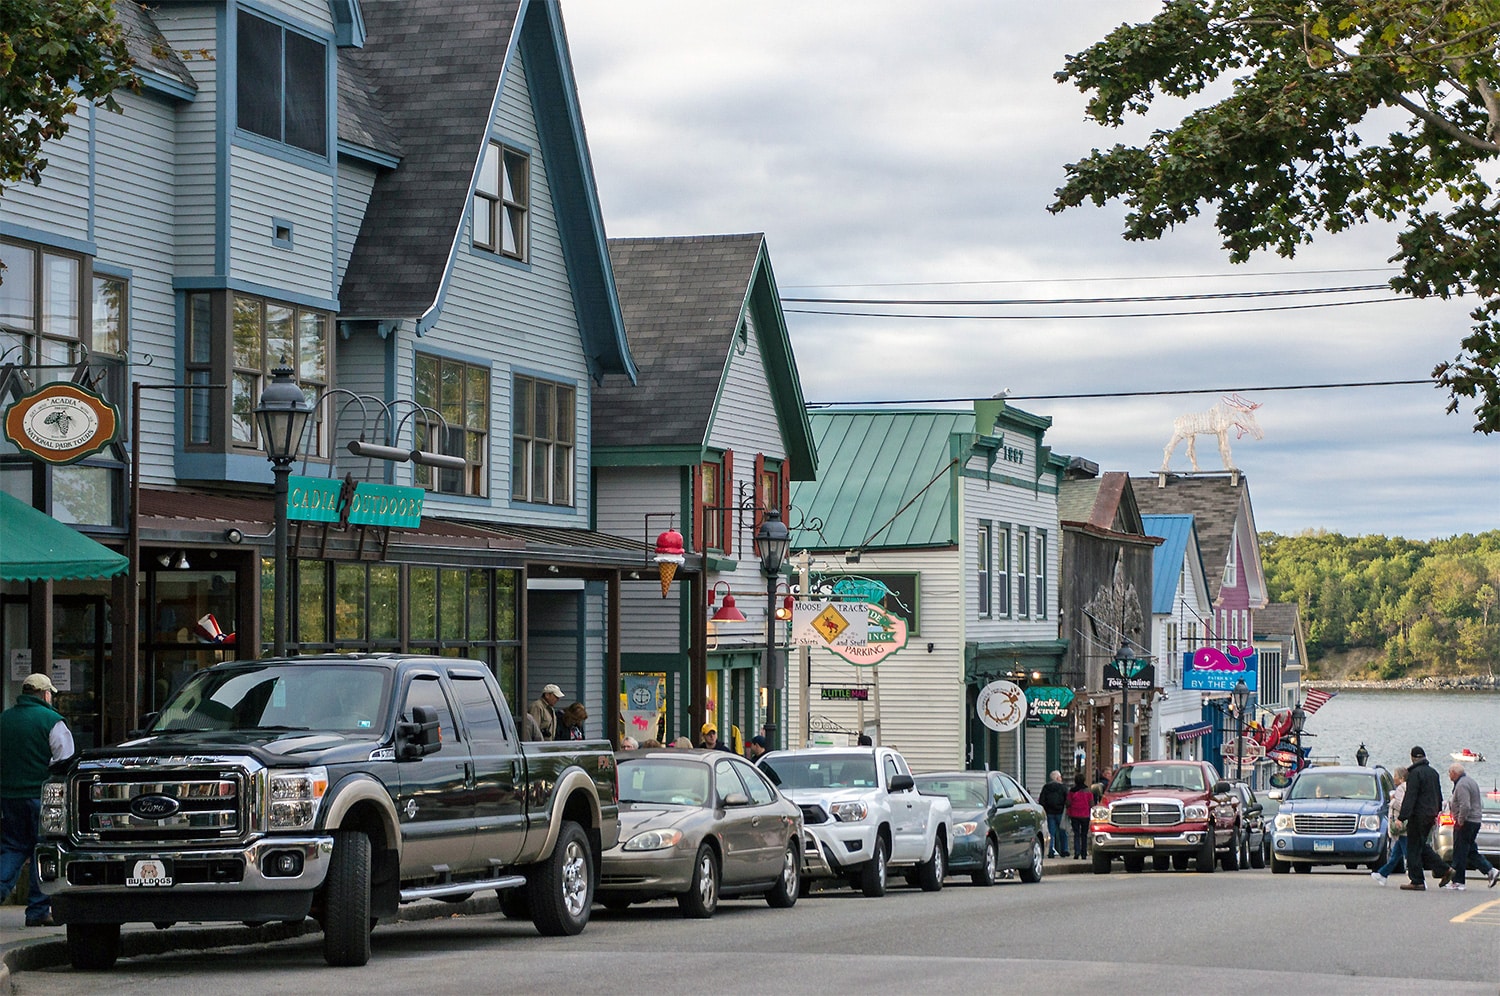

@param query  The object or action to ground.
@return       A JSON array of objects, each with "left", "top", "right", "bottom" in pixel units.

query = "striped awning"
[{"left": 1173, "top": 721, "right": 1213, "bottom": 742}]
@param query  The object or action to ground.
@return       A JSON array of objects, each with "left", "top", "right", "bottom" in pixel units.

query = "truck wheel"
[
  {"left": 1271, "top": 853, "right": 1290, "bottom": 874},
  {"left": 972, "top": 838, "right": 999, "bottom": 886},
  {"left": 67, "top": 923, "right": 121, "bottom": 971},
  {"left": 1122, "top": 854, "right": 1145, "bottom": 873},
  {"left": 323, "top": 830, "right": 373, "bottom": 967},
  {"left": 529, "top": 820, "right": 593, "bottom": 936},
  {"left": 678, "top": 845, "right": 720, "bottom": 918},
  {"left": 1018, "top": 837, "right": 1044, "bottom": 883},
  {"left": 859, "top": 836, "right": 889, "bottom": 897},
  {"left": 1221, "top": 832, "right": 1241, "bottom": 871},
  {"left": 498, "top": 887, "right": 531, "bottom": 919},
  {"left": 1196, "top": 834, "right": 1216, "bottom": 873},
  {"left": 1152, "top": 855, "right": 1171, "bottom": 871},
  {"left": 1171, "top": 853, "right": 1191, "bottom": 871},
  {"left": 1092, "top": 851, "right": 1111, "bottom": 874},
  {"left": 1249, "top": 837, "right": 1266, "bottom": 869},
  {"left": 916, "top": 836, "right": 946, "bottom": 892},
  {"left": 765, "top": 842, "right": 800, "bottom": 908}
]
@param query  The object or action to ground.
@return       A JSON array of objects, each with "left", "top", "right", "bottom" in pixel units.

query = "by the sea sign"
[
  {"left": 3, "top": 382, "right": 120, "bottom": 464},
  {"left": 1182, "top": 646, "right": 1258, "bottom": 692}
]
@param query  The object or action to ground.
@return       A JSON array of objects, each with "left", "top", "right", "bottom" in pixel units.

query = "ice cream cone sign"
[{"left": 653, "top": 528, "right": 685, "bottom": 597}]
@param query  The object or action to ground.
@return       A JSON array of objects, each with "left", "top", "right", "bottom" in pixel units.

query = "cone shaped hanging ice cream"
[{"left": 653, "top": 528, "right": 685, "bottom": 597}]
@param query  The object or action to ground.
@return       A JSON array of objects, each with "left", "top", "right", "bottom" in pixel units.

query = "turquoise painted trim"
[
  {"left": 176, "top": 450, "right": 279, "bottom": 485},
  {"left": 0, "top": 223, "right": 95, "bottom": 257},
  {"left": 996, "top": 407, "right": 1053, "bottom": 432},
  {"left": 591, "top": 445, "right": 704, "bottom": 468},
  {"left": 137, "top": 67, "right": 197, "bottom": 103},
  {"left": 704, "top": 555, "right": 737, "bottom": 573},
  {"left": 232, "top": 128, "right": 337, "bottom": 174},
  {"left": 271, "top": 216, "right": 294, "bottom": 248},
  {"left": 466, "top": 234, "right": 535, "bottom": 272},
  {"left": 326, "top": 40, "right": 338, "bottom": 298},
  {"left": 328, "top": 0, "right": 365, "bottom": 46},
  {"left": 382, "top": 329, "right": 396, "bottom": 484},
  {"left": 173, "top": 275, "right": 339, "bottom": 313},
  {"left": 91, "top": 262, "right": 133, "bottom": 279},
  {"left": 511, "top": 365, "right": 577, "bottom": 388},
  {"left": 507, "top": 498, "right": 582, "bottom": 517},
  {"left": 574, "top": 582, "right": 590, "bottom": 698},
  {"left": 87, "top": 103, "right": 96, "bottom": 245},
  {"left": 336, "top": 140, "right": 399, "bottom": 169},
  {"left": 958, "top": 464, "right": 1058, "bottom": 494},
  {"left": 216, "top": 3, "right": 231, "bottom": 276}
]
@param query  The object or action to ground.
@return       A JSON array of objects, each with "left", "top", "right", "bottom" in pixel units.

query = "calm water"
[{"left": 1298, "top": 689, "right": 1500, "bottom": 781}]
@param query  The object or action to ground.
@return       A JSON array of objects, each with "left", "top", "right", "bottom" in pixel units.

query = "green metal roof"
[
  {"left": 0, "top": 492, "right": 129, "bottom": 582},
  {"left": 791, "top": 411, "right": 970, "bottom": 551}
]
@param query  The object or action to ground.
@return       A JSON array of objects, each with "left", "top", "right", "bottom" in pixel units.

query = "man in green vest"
[{"left": 1, "top": 672, "right": 75, "bottom": 927}]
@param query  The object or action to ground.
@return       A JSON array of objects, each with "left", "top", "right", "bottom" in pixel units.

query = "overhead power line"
[
  {"left": 786, "top": 296, "right": 1409, "bottom": 320},
  {"left": 805, "top": 379, "right": 1436, "bottom": 407},
  {"left": 779, "top": 265, "right": 1400, "bottom": 290},
  {"left": 780, "top": 284, "right": 1391, "bottom": 306}
]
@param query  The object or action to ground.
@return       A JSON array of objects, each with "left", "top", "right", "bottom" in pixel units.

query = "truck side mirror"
[
  {"left": 888, "top": 773, "right": 915, "bottom": 793},
  {"left": 398, "top": 705, "right": 442, "bottom": 760}
]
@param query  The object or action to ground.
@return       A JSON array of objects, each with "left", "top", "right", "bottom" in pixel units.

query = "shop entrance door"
[{"left": 51, "top": 594, "right": 109, "bottom": 750}]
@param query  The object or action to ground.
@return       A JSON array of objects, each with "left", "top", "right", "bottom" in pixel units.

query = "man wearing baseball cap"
[
  {"left": 527, "top": 683, "right": 565, "bottom": 742},
  {"left": 1, "top": 673, "right": 76, "bottom": 926},
  {"left": 1396, "top": 745, "right": 1453, "bottom": 891}
]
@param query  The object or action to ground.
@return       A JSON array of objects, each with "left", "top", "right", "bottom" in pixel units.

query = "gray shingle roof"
[
  {"left": 595, "top": 235, "right": 766, "bottom": 448},
  {"left": 1131, "top": 475, "right": 1251, "bottom": 602},
  {"left": 337, "top": 52, "right": 402, "bottom": 157},
  {"left": 119, "top": 3, "right": 196, "bottom": 90},
  {"left": 1255, "top": 601, "right": 1300, "bottom": 637},
  {"left": 338, "top": 0, "right": 522, "bottom": 319}
]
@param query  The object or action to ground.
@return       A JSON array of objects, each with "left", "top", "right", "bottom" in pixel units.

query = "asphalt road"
[{"left": 12, "top": 865, "right": 1500, "bottom": 995}]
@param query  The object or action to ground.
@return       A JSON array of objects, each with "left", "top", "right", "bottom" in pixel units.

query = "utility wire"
[
  {"left": 781, "top": 284, "right": 1390, "bottom": 305},
  {"left": 786, "top": 296, "right": 1408, "bottom": 320},
  {"left": 779, "top": 265, "right": 1399, "bottom": 290},
  {"left": 805, "top": 380, "right": 1435, "bottom": 407}
]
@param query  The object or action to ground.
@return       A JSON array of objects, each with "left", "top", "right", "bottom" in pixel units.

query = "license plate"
[
  {"left": 1313, "top": 840, "right": 1334, "bottom": 853},
  {"left": 126, "top": 858, "right": 174, "bottom": 888},
  {"left": 1135, "top": 836, "right": 1155, "bottom": 849}
]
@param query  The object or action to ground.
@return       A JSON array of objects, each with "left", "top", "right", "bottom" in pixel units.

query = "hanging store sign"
[
  {"left": 3, "top": 382, "right": 120, "bottom": 464},
  {"left": 1182, "top": 646, "right": 1258, "bottom": 692},
  {"left": 287, "top": 476, "right": 425, "bottom": 528},
  {"left": 791, "top": 601, "right": 870, "bottom": 648},
  {"left": 826, "top": 604, "right": 909, "bottom": 667},
  {"left": 1025, "top": 686, "right": 1075, "bottom": 727},
  {"left": 976, "top": 679, "right": 1026, "bottom": 733},
  {"left": 288, "top": 476, "right": 344, "bottom": 523},
  {"left": 821, "top": 687, "right": 870, "bottom": 701},
  {"left": 1103, "top": 659, "right": 1155, "bottom": 691}
]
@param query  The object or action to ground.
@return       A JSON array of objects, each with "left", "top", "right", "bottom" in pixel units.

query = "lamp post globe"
[
  {"left": 1114, "top": 642, "right": 1134, "bottom": 768},
  {"left": 253, "top": 365, "right": 313, "bottom": 657},
  {"left": 1289, "top": 701, "right": 1307, "bottom": 772},
  {"left": 756, "top": 508, "right": 791, "bottom": 748},
  {"left": 1231, "top": 679, "right": 1250, "bottom": 782}
]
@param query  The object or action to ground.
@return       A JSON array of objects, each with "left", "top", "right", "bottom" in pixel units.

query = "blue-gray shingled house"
[{"left": 0, "top": 0, "right": 657, "bottom": 745}]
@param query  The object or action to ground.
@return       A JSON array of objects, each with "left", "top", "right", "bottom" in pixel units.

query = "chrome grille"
[
  {"left": 1110, "top": 801, "right": 1183, "bottom": 826},
  {"left": 76, "top": 771, "right": 245, "bottom": 841},
  {"left": 1293, "top": 813, "right": 1358, "bottom": 835},
  {"left": 799, "top": 804, "right": 830, "bottom": 825}
]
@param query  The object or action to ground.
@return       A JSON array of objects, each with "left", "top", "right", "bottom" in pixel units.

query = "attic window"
[
  {"left": 735, "top": 324, "right": 748, "bottom": 354},
  {"left": 236, "top": 11, "right": 328, "bottom": 157},
  {"left": 474, "top": 142, "right": 529, "bottom": 261}
]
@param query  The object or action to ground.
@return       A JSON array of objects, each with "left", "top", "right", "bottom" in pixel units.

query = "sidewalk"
[{"left": 3, "top": 858, "right": 1089, "bottom": 987}]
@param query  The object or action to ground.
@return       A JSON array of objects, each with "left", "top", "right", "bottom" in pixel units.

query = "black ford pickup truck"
[{"left": 36, "top": 654, "right": 618, "bottom": 969}]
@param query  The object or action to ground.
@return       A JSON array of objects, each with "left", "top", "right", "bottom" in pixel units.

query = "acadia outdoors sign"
[{"left": 3, "top": 382, "right": 120, "bottom": 464}]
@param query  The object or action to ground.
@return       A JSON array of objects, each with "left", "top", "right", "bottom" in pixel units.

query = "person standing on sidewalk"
[
  {"left": 1066, "top": 772, "right": 1094, "bottom": 859},
  {"left": 1038, "top": 771, "right": 1069, "bottom": 858},
  {"left": 1446, "top": 763, "right": 1500, "bottom": 890},
  {"left": 1396, "top": 746, "right": 1452, "bottom": 891},
  {"left": 0, "top": 673, "right": 75, "bottom": 927},
  {"left": 1371, "top": 765, "right": 1408, "bottom": 885}
]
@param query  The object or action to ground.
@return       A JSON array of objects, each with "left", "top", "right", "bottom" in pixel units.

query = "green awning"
[
  {"left": 0, "top": 491, "right": 129, "bottom": 582},
  {"left": 964, "top": 639, "right": 1070, "bottom": 684}
]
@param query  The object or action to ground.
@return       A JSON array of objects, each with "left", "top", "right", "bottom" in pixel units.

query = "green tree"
[
  {"left": 1052, "top": 0, "right": 1500, "bottom": 432},
  {"left": 1, "top": 0, "right": 136, "bottom": 193}
]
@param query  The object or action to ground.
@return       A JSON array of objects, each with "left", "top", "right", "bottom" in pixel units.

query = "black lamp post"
[
  {"left": 1114, "top": 642, "right": 1134, "bottom": 767},
  {"left": 1289, "top": 700, "right": 1307, "bottom": 771},
  {"left": 254, "top": 365, "right": 312, "bottom": 657},
  {"left": 1231, "top": 678, "right": 1251, "bottom": 782},
  {"left": 1355, "top": 742, "right": 1369, "bottom": 767},
  {"left": 756, "top": 508, "right": 790, "bottom": 748}
]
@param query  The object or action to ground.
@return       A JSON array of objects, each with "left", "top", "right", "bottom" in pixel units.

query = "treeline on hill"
[{"left": 1259, "top": 531, "right": 1500, "bottom": 680}]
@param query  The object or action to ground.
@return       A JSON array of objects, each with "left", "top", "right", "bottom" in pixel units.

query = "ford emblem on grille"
[{"left": 131, "top": 794, "right": 180, "bottom": 819}]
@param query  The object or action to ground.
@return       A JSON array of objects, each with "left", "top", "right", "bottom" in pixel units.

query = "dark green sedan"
[{"left": 914, "top": 771, "right": 1047, "bottom": 886}]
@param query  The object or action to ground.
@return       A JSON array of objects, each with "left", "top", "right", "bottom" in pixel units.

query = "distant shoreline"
[{"left": 1305, "top": 676, "right": 1499, "bottom": 692}]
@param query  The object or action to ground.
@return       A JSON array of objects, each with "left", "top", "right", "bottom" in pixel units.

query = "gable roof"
[
  {"left": 1132, "top": 475, "right": 1256, "bottom": 603},
  {"left": 336, "top": 53, "right": 402, "bottom": 159},
  {"left": 118, "top": 3, "right": 196, "bottom": 94},
  {"left": 1255, "top": 601, "right": 1301, "bottom": 638},
  {"left": 596, "top": 234, "right": 816, "bottom": 477},
  {"left": 1143, "top": 514, "right": 1198, "bottom": 614},
  {"left": 336, "top": 1, "right": 632, "bottom": 379},
  {"left": 791, "top": 411, "right": 969, "bottom": 551},
  {"left": 1059, "top": 472, "right": 1145, "bottom": 535}
]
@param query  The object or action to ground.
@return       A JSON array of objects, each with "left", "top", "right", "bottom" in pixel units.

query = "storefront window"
[
  {"left": 410, "top": 567, "right": 437, "bottom": 642},
  {"left": 370, "top": 565, "right": 399, "bottom": 642},
  {"left": 335, "top": 562, "right": 366, "bottom": 643},
  {"left": 50, "top": 465, "right": 115, "bottom": 526},
  {"left": 297, "top": 559, "right": 328, "bottom": 645},
  {"left": 440, "top": 569, "right": 466, "bottom": 641},
  {"left": 146, "top": 568, "right": 238, "bottom": 711}
]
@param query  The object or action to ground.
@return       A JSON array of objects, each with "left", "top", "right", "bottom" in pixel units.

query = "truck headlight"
[
  {"left": 1183, "top": 804, "right": 1209, "bottom": 822},
  {"left": 268, "top": 767, "right": 328, "bottom": 831},
  {"left": 622, "top": 829, "right": 682, "bottom": 851},
  {"left": 41, "top": 780, "right": 67, "bottom": 836},
  {"left": 1359, "top": 815, "right": 1381, "bottom": 831},
  {"left": 1274, "top": 813, "right": 1294, "bottom": 830},
  {"left": 830, "top": 802, "right": 868, "bottom": 822},
  {"left": 1090, "top": 806, "right": 1109, "bottom": 821}
]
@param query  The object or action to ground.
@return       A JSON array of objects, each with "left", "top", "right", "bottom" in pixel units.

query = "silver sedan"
[{"left": 598, "top": 749, "right": 803, "bottom": 917}]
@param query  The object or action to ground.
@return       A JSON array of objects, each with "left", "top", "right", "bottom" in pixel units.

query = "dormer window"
[
  {"left": 236, "top": 11, "right": 328, "bottom": 157},
  {"left": 473, "top": 142, "right": 529, "bottom": 260}
]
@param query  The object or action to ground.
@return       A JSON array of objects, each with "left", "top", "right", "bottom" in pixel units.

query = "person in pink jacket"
[{"left": 1065, "top": 773, "right": 1094, "bottom": 859}]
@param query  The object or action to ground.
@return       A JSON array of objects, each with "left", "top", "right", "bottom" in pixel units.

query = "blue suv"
[{"left": 1270, "top": 765, "right": 1394, "bottom": 873}]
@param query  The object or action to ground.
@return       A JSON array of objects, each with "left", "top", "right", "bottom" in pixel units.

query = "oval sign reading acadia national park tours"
[{"left": 3, "top": 382, "right": 121, "bottom": 464}]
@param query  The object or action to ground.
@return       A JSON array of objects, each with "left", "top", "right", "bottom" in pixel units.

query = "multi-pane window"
[
  {"left": 415, "top": 353, "right": 489, "bottom": 496},
  {"left": 0, "top": 239, "right": 84, "bottom": 367},
  {"left": 996, "top": 525, "right": 1010, "bottom": 617},
  {"left": 225, "top": 294, "right": 330, "bottom": 455},
  {"left": 700, "top": 457, "right": 724, "bottom": 551},
  {"left": 236, "top": 10, "right": 328, "bottom": 156},
  {"left": 511, "top": 374, "right": 574, "bottom": 505},
  {"left": 1223, "top": 527, "right": 1238, "bottom": 587},
  {"left": 1035, "top": 530, "right": 1048, "bottom": 619},
  {"left": 1017, "top": 525, "right": 1031, "bottom": 617},
  {"left": 473, "top": 142, "right": 529, "bottom": 260},
  {"left": 976, "top": 522, "right": 992, "bottom": 618}
]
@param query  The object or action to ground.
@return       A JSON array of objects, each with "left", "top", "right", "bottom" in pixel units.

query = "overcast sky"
[{"left": 563, "top": 0, "right": 1497, "bottom": 540}]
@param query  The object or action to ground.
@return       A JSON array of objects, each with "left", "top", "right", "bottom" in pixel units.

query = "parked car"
[
  {"left": 1229, "top": 782, "right": 1268, "bottom": 869},
  {"left": 1479, "top": 788, "right": 1500, "bottom": 861},
  {"left": 1269, "top": 765, "right": 1394, "bottom": 873},
  {"left": 758, "top": 747, "right": 952, "bottom": 897},
  {"left": 1089, "top": 760, "right": 1241, "bottom": 873},
  {"left": 597, "top": 749, "right": 801, "bottom": 917},
  {"left": 913, "top": 771, "right": 1047, "bottom": 885}
]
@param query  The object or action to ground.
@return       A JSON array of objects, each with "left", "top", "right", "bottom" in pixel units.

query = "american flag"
[{"left": 1302, "top": 688, "right": 1337, "bottom": 715}]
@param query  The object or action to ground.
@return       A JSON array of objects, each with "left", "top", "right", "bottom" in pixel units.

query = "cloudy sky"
[{"left": 562, "top": 0, "right": 1497, "bottom": 539}]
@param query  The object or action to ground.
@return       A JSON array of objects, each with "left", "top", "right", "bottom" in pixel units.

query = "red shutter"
[
  {"left": 752, "top": 453, "right": 765, "bottom": 557},
  {"left": 722, "top": 449, "right": 734, "bottom": 556},
  {"left": 692, "top": 464, "right": 704, "bottom": 554},
  {"left": 780, "top": 461, "right": 790, "bottom": 522}
]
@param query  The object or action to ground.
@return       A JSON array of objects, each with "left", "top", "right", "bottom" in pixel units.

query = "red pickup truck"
[{"left": 1089, "top": 760, "right": 1241, "bottom": 873}]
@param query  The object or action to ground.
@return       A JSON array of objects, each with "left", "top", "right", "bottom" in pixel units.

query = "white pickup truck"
[{"left": 758, "top": 747, "right": 952, "bottom": 897}]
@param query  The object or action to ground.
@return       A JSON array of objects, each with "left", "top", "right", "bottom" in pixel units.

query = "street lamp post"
[
  {"left": 1289, "top": 700, "right": 1307, "bottom": 772},
  {"left": 756, "top": 508, "right": 790, "bottom": 749},
  {"left": 1114, "top": 642, "right": 1134, "bottom": 767},
  {"left": 253, "top": 365, "right": 312, "bottom": 657},
  {"left": 1231, "top": 678, "right": 1251, "bottom": 782}
]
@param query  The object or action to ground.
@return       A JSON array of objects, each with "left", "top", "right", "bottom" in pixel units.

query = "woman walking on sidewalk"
[{"left": 1066, "top": 772, "right": 1093, "bottom": 859}]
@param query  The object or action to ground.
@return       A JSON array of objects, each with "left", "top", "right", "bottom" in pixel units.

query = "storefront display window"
[{"left": 146, "top": 569, "right": 238, "bottom": 711}]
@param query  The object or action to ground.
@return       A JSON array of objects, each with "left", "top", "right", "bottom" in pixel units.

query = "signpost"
[{"left": 1103, "top": 659, "right": 1155, "bottom": 691}]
